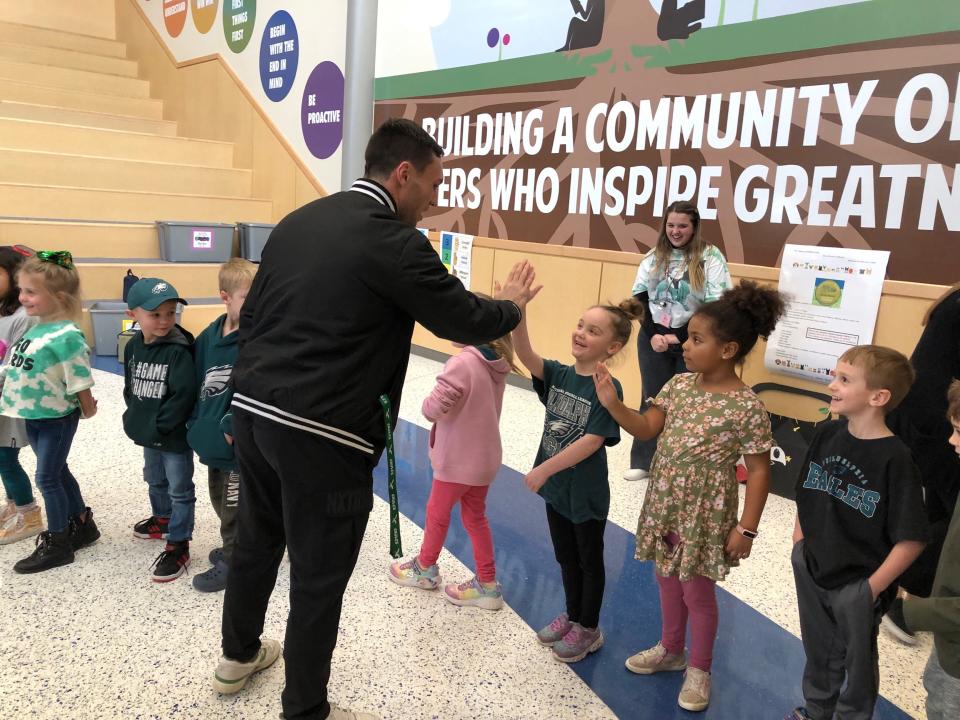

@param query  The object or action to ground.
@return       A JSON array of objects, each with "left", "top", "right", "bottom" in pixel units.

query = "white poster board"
[
  {"left": 764, "top": 244, "right": 890, "bottom": 384},
  {"left": 439, "top": 231, "right": 473, "bottom": 291}
]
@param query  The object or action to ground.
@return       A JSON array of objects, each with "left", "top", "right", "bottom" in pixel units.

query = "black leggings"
[{"left": 546, "top": 504, "right": 606, "bottom": 629}]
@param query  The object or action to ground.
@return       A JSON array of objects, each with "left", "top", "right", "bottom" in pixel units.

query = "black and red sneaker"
[
  {"left": 133, "top": 515, "right": 169, "bottom": 540},
  {"left": 150, "top": 541, "right": 190, "bottom": 582}
]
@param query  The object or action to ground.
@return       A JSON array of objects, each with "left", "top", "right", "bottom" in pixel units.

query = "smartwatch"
[{"left": 736, "top": 525, "right": 758, "bottom": 540}]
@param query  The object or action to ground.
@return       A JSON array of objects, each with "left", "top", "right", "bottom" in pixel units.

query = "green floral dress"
[{"left": 635, "top": 373, "right": 771, "bottom": 581}]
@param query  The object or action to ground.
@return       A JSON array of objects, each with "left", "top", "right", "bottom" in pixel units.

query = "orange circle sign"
[
  {"left": 191, "top": 0, "right": 219, "bottom": 34},
  {"left": 162, "top": 0, "right": 188, "bottom": 38}
]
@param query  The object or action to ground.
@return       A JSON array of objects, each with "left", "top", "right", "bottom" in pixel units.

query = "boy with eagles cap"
[{"left": 122, "top": 277, "right": 197, "bottom": 582}]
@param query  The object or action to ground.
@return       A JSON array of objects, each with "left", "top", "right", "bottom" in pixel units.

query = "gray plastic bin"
[
  {"left": 157, "top": 221, "right": 234, "bottom": 263},
  {"left": 89, "top": 301, "right": 181, "bottom": 356},
  {"left": 238, "top": 222, "right": 275, "bottom": 262}
]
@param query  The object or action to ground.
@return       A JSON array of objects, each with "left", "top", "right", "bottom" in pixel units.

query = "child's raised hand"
[
  {"left": 524, "top": 466, "right": 549, "bottom": 493},
  {"left": 592, "top": 362, "right": 618, "bottom": 408}
]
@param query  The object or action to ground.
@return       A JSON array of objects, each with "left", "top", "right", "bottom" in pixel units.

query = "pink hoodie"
[{"left": 422, "top": 345, "right": 511, "bottom": 486}]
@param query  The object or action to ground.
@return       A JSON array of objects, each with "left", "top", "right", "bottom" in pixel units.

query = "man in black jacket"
[{"left": 212, "top": 118, "right": 538, "bottom": 720}]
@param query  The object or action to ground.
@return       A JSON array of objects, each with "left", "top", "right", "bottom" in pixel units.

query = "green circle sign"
[{"left": 223, "top": 0, "right": 256, "bottom": 53}]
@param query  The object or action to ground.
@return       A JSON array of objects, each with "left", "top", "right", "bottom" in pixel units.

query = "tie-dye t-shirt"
[{"left": 0, "top": 321, "right": 94, "bottom": 419}]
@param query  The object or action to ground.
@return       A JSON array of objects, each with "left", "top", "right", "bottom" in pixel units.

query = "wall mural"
[{"left": 375, "top": 0, "right": 960, "bottom": 283}]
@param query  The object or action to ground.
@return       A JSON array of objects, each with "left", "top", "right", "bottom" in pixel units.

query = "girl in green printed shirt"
[{"left": 0, "top": 252, "right": 99, "bottom": 574}]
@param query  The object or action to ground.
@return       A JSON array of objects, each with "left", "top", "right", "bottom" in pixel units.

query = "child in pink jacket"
[{"left": 389, "top": 331, "right": 517, "bottom": 610}]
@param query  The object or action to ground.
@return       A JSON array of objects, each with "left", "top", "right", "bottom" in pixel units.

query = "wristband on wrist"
[{"left": 736, "top": 524, "right": 758, "bottom": 540}]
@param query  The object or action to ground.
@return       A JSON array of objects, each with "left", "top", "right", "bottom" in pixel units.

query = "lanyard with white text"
[{"left": 379, "top": 394, "right": 403, "bottom": 558}]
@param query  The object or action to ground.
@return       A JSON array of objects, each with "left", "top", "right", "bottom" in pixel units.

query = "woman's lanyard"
[{"left": 379, "top": 394, "right": 403, "bottom": 558}]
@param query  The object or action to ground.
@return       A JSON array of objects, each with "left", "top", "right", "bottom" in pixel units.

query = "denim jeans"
[
  {"left": 142, "top": 447, "right": 195, "bottom": 542},
  {"left": 25, "top": 410, "right": 83, "bottom": 533},
  {"left": 0, "top": 446, "right": 33, "bottom": 506},
  {"left": 924, "top": 648, "right": 960, "bottom": 720}
]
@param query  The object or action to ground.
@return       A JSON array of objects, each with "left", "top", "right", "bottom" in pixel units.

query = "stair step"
[
  {"left": 0, "top": 78, "right": 163, "bottom": 118},
  {"left": 76, "top": 261, "right": 224, "bottom": 302},
  {"left": 0, "top": 148, "right": 253, "bottom": 197},
  {"left": 0, "top": 21, "right": 127, "bottom": 58},
  {"left": 0, "top": 118, "right": 234, "bottom": 167},
  {"left": 0, "top": 101, "right": 177, "bottom": 136},
  {"left": 0, "top": 58, "right": 150, "bottom": 98},
  {"left": 0, "top": 1, "right": 117, "bottom": 40},
  {"left": 0, "top": 183, "right": 272, "bottom": 224},
  {"left": 0, "top": 219, "right": 158, "bottom": 259},
  {"left": 0, "top": 40, "right": 138, "bottom": 77}
]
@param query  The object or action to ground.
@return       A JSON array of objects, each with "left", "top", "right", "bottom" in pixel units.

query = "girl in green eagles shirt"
[{"left": 0, "top": 252, "right": 99, "bottom": 574}]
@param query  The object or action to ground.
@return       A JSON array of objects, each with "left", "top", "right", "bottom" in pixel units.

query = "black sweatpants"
[
  {"left": 791, "top": 540, "right": 888, "bottom": 720},
  {"left": 546, "top": 503, "right": 606, "bottom": 629},
  {"left": 208, "top": 467, "right": 240, "bottom": 561},
  {"left": 222, "top": 407, "right": 371, "bottom": 720}
]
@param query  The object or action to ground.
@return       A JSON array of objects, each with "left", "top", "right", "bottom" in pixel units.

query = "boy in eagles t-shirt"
[
  {"left": 123, "top": 278, "right": 196, "bottom": 583},
  {"left": 787, "top": 345, "right": 928, "bottom": 720},
  {"left": 187, "top": 259, "right": 256, "bottom": 593}
]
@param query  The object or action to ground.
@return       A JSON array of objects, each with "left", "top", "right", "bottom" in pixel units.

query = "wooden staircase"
[{"left": 0, "top": 3, "right": 270, "bottom": 346}]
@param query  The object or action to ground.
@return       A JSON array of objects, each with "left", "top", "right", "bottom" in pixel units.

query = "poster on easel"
[
  {"left": 439, "top": 231, "right": 473, "bottom": 291},
  {"left": 764, "top": 244, "right": 889, "bottom": 385}
]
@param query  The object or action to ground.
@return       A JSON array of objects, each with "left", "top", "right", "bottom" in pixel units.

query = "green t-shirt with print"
[
  {"left": 0, "top": 321, "right": 94, "bottom": 419},
  {"left": 533, "top": 360, "right": 623, "bottom": 523}
]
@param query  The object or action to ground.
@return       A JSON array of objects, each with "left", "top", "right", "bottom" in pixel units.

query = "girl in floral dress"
[{"left": 594, "top": 281, "right": 785, "bottom": 713}]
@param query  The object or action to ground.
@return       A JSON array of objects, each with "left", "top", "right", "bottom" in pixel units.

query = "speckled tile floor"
[{"left": 0, "top": 353, "right": 930, "bottom": 719}]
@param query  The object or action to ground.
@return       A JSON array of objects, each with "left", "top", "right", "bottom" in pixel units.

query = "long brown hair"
[
  {"left": 651, "top": 201, "right": 707, "bottom": 293},
  {"left": 922, "top": 281, "right": 960, "bottom": 326}
]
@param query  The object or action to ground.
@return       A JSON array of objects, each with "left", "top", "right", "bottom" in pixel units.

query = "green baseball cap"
[{"left": 127, "top": 278, "right": 188, "bottom": 311}]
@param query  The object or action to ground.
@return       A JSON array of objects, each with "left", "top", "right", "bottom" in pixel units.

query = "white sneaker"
[
  {"left": 212, "top": 638, "right": 281, "bottom": 694},
  {"left": 328, "top": 705, "right": 380, "bottom": 720},
  {"left": 623, "top": 468, "right": 649, "bottom": 482}
]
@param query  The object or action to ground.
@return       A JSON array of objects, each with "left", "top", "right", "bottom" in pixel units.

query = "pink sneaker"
[{"left": 536, "top": 612, "right": 572, "bottom": 646}]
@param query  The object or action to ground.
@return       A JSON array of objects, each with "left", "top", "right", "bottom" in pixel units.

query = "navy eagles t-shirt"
[{"left": 795, "top": 419, "right": 928, "bottom": 594}]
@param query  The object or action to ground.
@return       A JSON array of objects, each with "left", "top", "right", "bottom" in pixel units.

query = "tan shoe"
[
  {"left": 0, "top": 499, "right": 16, "bottom": 524},
  {"left": 212, "top": 637, "right": 281, "bottom": 694},
  {"left": 678, "top": 666, "right": 711, "bottom": 712},
  {"left": 625, "top": 642, "right": 687, "bottom": 674},
  {"left": 0, "top": 505, "right": 44, "bottom": 545}
]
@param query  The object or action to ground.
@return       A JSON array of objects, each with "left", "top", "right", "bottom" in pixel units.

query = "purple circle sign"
[{"left": 301, "top": 62, "right": 344, "bottom": 160}]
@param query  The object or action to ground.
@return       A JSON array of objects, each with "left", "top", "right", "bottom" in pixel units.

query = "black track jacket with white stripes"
[{"left": 231, "top": 178, "right": 521, "bottom": 476}]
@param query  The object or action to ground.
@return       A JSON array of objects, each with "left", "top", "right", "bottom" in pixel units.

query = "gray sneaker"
[
  {"left": 536, "top": 612, "right": 572, "bottom": 646},
  {"left": 193, "top": 560, "right": 229, "bottom": 592},
  {"left": 552, "top": 623, "right": 604, "bottom": 663}
]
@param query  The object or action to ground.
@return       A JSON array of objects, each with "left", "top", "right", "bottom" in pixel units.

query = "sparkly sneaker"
[
  {"left": 389, "top": 556, "right": 440, "bottom": 589},
  {"left": 68, "top": 507, "right": 100, "bottom": 550},
  {"left": 552, "top": 623, "right": 604, "bottom": 663},
  {"left": 150, "top": 541, "right": 190, "bottom": 582},
  {"left": 212, "top": 637, "right": 281, "bottom": 694},
  {"left": 0, "top": 504, "right": 44, "bottom": 545},
  {"left": 625, "top": 642, "right": 687, "bottom": 674},
  {"left": 133, "top": 515, "right": 169, "bottom": 540},
  {"left": 536, "top": 612, "right": 572, "bottom": 646},
  {"left": 443, "top": 577, "right": 503, "bottom": 610},
  {"left": 678, "top": 667, "right": 711, "bottom": 712},
  {"left": 0, "top": 499, "right": 16, "bottom": 525}
]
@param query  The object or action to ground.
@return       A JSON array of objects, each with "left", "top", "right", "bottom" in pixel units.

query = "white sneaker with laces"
[{"left": 212, "top": 637, "right": 281, "bottom": 694}]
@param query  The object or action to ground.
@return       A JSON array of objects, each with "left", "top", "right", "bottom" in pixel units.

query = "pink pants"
[
  {"left": 657, "top": 573, "right": 719, "bottom": 672},
  {"left": 418, "top": 479, "right": 495, "bottom": 582}
]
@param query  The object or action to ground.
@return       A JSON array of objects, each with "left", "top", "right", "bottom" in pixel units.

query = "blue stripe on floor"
[{"left": 374, "top": 419, "right": 911, "bottom": 720}]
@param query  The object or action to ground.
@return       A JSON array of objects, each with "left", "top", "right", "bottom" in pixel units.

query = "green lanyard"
[{"left": 379, "top": 394, "right": 403, "bottom": 558}]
